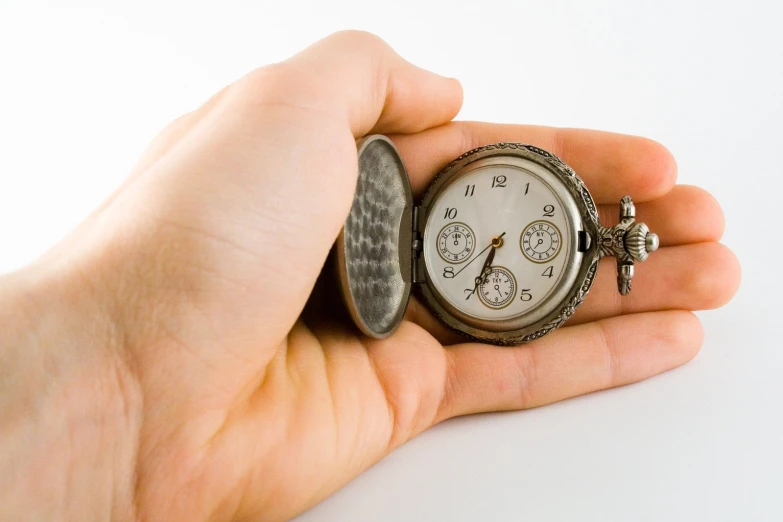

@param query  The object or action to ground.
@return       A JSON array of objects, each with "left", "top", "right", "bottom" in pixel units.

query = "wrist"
[{"left": 0, "top": 258, "right": 141, "bottom": 521}]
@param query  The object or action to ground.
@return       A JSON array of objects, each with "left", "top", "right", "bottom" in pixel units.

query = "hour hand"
[
  {"left": 465, "top": 235, "right": 503, "bottom": 299},
  {"left": 465, "top": 273, "right": 483, "bottom": 299}
]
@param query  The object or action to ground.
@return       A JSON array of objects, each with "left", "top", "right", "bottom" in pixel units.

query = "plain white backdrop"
[{"left": 0, "top": 1, "right": 780, "bottom": 521}]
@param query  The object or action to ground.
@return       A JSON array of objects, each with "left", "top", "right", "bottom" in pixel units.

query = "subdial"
[
  {"left": 478, "top": 266, "right": 517, "bottom": 309},
  {"left": 521, "top": 220, "right": 562, "bottom": 263},
  {"left": 437, "top": 222, "right": 476, "bottom": 264}
]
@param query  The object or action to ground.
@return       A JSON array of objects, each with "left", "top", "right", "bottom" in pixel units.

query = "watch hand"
[
  {"left": 466, "top": 264, "right": 494, "bottom": 300},
  {"left": 471, "top": 252, "right": 494, "bottom": 292},
  {"left": 454, "top": 231, "right": 506, "bottom": 278},
  {"left": 465, "top": 233, "right": 505, "bottom": 300},
  {"left": 465, "top": 268, "right": 490, "bottom": 300},
  {"left": 479, "top": 247, "right": 496, "bottom": 278}
]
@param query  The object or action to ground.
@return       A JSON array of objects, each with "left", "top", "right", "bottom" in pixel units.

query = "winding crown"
[
  {"left": 598, "top": 196, "right": 659, "bottom": 295},
  {"left": 625, "top": 222, "right": 659, "bottom": 262}
]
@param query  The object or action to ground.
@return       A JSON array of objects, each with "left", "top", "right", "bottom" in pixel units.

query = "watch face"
[{"left": 422, "top": 154, "right": 584, "bottom": 331}]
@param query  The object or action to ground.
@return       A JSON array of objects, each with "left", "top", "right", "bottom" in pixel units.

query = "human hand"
[{"left": 0, "top": 31, "right": 740, "bottom": 521}]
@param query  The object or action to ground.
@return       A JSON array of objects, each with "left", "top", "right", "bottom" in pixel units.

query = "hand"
[{"left": 0, "top": 31, "right": 740, "bottom": 521}]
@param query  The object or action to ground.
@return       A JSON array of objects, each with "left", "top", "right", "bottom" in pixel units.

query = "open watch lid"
[{"left": 335, "top": 135, "right": 413, "bottom": 339}]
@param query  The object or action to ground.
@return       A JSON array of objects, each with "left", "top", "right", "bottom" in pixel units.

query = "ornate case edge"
[{"left": 416, "top": 143, "right": 602, "bottom": 346}]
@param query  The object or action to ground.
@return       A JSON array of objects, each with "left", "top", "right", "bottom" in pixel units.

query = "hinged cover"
[{"left": 335, "top": 135, "right": 414, "bottom": 338}]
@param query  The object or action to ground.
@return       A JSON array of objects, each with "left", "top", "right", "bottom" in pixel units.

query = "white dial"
[{"left": 423, "top": 162, "right": 575, "bottom": 322}]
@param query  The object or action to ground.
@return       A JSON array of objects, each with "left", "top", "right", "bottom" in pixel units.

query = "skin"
[{"left": 0, "top": 31, "right": 740, "bottom": 521}]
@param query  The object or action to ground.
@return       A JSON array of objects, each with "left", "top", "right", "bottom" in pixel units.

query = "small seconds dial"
[
  {"left": 521, "top": 220, "right": 562, "bottom": 263},
  {"left": 437, "top": 222, "right": 476, "bottom": 264},
  {"left": 478, "top": 266, "right": 517, "bottom": 309}
]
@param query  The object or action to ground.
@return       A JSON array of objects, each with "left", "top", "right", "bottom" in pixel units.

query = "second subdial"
[
  {"left": 437, "top": 222, "right": 476, "bottom": 264},
  {"left": 479, "top": 266, "right": 517, "bottom": 309}
]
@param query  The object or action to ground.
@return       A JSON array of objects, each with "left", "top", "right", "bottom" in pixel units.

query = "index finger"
[{"left": 391, "top": 122, "right": 678, "bottom": 203}]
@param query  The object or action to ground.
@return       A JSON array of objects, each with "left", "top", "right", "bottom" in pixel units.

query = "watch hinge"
[
  {"left": 578, "top": 230, "right": 592, "bottom": 252},
  {"left": 411, "top": 206, "right": 424, "bottom": 284}
]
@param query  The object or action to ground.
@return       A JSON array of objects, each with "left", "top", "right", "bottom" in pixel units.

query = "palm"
[{"left": 60, "top": 32, "right": 738, "bottom": 521}]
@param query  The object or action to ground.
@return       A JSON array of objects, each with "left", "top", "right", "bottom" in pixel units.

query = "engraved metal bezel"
[{"left": 416, "top": 143, "right": 602, "bottom": 345}]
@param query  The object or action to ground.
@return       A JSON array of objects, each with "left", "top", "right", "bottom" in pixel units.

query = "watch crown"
[{"left": 625, "top": 222, "right": 658, "bottom": 262}]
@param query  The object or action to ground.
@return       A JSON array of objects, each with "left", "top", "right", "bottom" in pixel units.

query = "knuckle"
[
  {"left": 225, "top": 30, "right": 396, "bottom": 119},
  {"left": 511, "top": 348, "right": 539, "bottom": 409},
  {"left": 438, "top": 350, "right": 461, "bottom": 420},
  {"left": 592, "top": 320, "right": 618, "bottom": 387},
  {"left": 228, "top": 62, "right": 306, "bottom": 110},
  {"left": 324, "top": 29, "right": 390, "bottom": 53}
]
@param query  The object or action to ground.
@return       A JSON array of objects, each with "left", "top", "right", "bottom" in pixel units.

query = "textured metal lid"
[{"left": 336, "top": 135, "right": 413, "bottom": 338}]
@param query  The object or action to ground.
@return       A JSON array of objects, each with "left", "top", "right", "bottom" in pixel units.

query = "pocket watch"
[{"left": 335, "top": 135, "right": 659, "bottom": 345}]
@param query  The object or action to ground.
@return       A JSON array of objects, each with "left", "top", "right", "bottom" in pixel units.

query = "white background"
[{"left": 1, "top": 1, "right": 780, "bottom": 521}]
